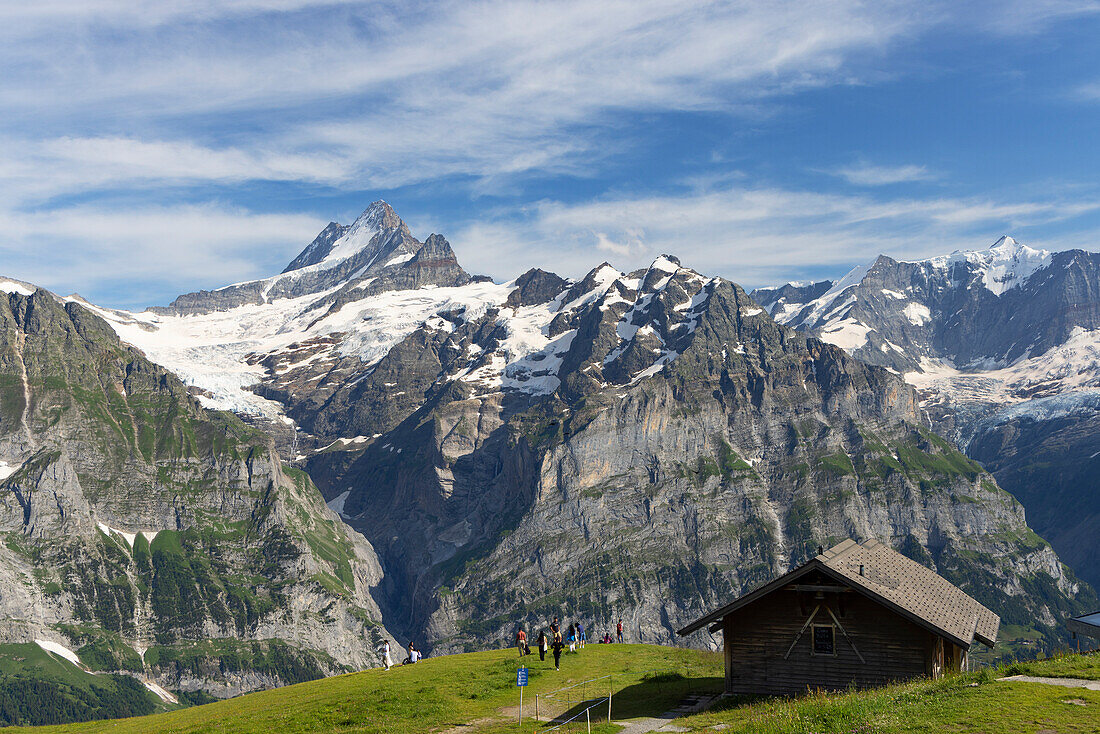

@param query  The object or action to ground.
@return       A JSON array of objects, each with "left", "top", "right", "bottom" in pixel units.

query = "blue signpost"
[{"left": 517, "top": 667, "right": 528, "bottom": 726}]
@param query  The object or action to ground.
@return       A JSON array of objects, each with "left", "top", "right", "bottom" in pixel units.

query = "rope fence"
[
  {"left": 539, "top": 698, "right": 610, "bottom": 733},
  {"left": 535, "top": 674, "right": 613, "bottom": 732}
]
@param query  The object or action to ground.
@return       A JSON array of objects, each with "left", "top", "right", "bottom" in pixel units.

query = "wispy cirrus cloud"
[
  {"left": 452, "top": 185, "right": 1100, "bottom": 288},
  {"left": 0, "top": 204, "right": 324, "bottom": 309},
  {"left": 2, "top": 0, "right": 1100, "bottom": 308},
  {"left": 0, "top": 0, "right": 927, "bottom": 205},
  {"left": 830, "top": 162, "right": 937, "bottom": 186},
  {"left": 1073, "top": 80, "right": 1100, "bottom": 101}
]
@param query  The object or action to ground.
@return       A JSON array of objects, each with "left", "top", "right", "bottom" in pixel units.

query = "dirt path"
[
  {"left": 998, "top": 675, "right": 1100, "bottom": 691},
  {"left": 439, "top": 716, "right": 500, "bottom": 734},
  {"left": 615, "top": 693, "right": 720, "bottom": 734}
]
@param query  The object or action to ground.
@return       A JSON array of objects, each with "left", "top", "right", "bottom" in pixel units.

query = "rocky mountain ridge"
[
  {"left": 752, "top": 236, "right": 1100, "bottom": 587},
  {"left": 0, "top": 283, "right": 393, "bottom": 701},
  {"left": 0, "top": 205, "right": 1091, "bottom": 719},
  {"left": 64, "top": 204, "right": 1090, "bottom": 659}
]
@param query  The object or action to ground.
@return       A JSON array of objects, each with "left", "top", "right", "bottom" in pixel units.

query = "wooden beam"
[
  {"left": 783, "top": 584, "right": 852, "bottom": 593},
  {"left": 824, "top": 604, "right": 866, "bottom": 664},
  {"left": 783, "top": 604, "right": 821, "bottom": 660}
]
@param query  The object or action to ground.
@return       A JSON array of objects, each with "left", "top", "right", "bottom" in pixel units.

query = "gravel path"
[
  {"left": 998, "top": 675, "right": 1100, "bottom": 691},
  {"left": 614, "top": 693, "right": 720, "bottom": 734}
]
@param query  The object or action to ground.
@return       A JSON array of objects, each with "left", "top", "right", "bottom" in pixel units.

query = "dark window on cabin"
[{"left": 812, "top": 625, "right": 835, "bottom": 655}]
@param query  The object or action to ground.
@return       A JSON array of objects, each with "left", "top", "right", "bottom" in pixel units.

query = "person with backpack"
[
  {"left": 616, "top": 618, "right": 624, "bottom": 643},
  {"left": 516, "top": 627, "right": 528, "bottom": 657},
  {"left": 551, "top": 628, "right": 565, "bottom": 670},
  {"left": 537, "top": 629, "right": 548, "bottom": 661},
  {"left": 567, "top": 624, "right": 576, "bottom": 653}
]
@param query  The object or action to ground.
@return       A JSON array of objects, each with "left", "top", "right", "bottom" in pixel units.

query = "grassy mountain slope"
[
  {"left": 0, "top": 288, "right": 390, "bottom": 700},
  {"left": 676, "top": 652, "right": 1100, "bottom": 733},
  {"left": 7, "top": 646, "right": 1100, "bottom": 733},
  {"left": 0, "top": 645, "right": 722, "bottom": 734}
]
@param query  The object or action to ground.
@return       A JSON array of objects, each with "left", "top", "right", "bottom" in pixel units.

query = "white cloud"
[
  {"left": 831, "top": 162, "right": 936, "bottom": 186},
  {"left": 0, "top": 0, "right": 929, "bottom": 202},
  {"left": 1073, "top": 80, "right": 1100, "bottom": 101},
  {"left": 451, "top": 185, "right": 1100, "bottom": 288},
  {"left": 0, "top": 204, "right": 324, "bottom": 308}
]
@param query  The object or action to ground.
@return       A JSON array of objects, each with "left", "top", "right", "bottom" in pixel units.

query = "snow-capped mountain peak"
[
  {"left": 913, "top": 235, "right": 1051, "bottom": 296},
  {"left": 287, "top": 200, "right": 409, "bottom": 275}
]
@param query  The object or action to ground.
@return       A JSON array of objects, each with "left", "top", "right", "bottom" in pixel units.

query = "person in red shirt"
[
  {"left": 616, "top": 619, "right": 624, "bottom": 643},
  {"left": 516, "top": 628, "right": 528, "bottom": 656}
]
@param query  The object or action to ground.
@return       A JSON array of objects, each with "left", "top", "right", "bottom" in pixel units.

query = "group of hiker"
[
  {"left": 378, "top": 640, "right": 422, "bottom": 671},
  {"left": 377, "top": 617, "right": 628, "bottom": 672},
  {"left": 514, "top": 617, "right": 625, "bottom": 671}
]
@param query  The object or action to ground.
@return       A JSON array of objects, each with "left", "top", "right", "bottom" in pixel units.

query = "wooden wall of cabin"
[{"left": 720, "top": 585, "right": 937, "bottom": 695}]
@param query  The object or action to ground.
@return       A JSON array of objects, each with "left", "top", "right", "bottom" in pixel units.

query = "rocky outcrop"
[
  {"left": 153, "top": 201, "right": 471, "bottom": 316},
  {"left": 0, "top": 287, "right": 393, "bottom": 698},
  {"left": 298, "top": 258, "right": 1091, "bottom": 655},
  {"left": 753, "top": 237, "right": 1100, "bottom": 589}
]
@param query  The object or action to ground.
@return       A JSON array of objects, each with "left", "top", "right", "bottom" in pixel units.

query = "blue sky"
[{"left": 4, "top": 1, "right": 1100, "bottom": 309}]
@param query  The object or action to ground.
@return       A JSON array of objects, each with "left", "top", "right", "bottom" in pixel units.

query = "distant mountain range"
[
  {"left": 0, "top": 205, "right": 1094, "bottom": 717},
  {"left": 752, "top": 235, "right": 1100, "bottom": 588}
]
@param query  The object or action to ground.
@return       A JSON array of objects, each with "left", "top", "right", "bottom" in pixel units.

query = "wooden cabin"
[
  {"left": 1067, "top": 610, "right": 1100, "bottom": 649},
  {"left": 678, "top": 539, "right": 1000, "bottom": 695}
]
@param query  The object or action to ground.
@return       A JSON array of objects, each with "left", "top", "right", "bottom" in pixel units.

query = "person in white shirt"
[{"left": 380, "top": 640, "right": 393, "bottom": 671}]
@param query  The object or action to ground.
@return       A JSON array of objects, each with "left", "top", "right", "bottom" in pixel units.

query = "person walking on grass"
[
  {"left": 616, "top": 618, "right": 624, "bottom": 643},
  {"left": 380, "top": 640, "right": 393, "bottom": 671},
  {"left": 551, "top": 627, "right": 565, "bottom": 671},
  {"left": 516, "top": 627, "right": 528, "bottom": 657},
  {"left": 576, "top": 621, "right": 585, "bottom": 649},
  {"left": 567, "top": 624, "right": 576, "bottom": 653},
  {"left": 537, "top": 628, "right": 548, "bottom": 662}
]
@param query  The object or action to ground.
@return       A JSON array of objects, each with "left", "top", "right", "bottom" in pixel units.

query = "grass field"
[
  {"left": 675, "top": 652, "right": 1100, "bottom": 734},
  {"left": 4, "top": 645, "right": 1100, "bottom": 733},
  {"left": 0, "top": 644, "right": 722, "bottom": 733},
  {"left": 0, "top": 644, "right": 163, "bottom": 726}
]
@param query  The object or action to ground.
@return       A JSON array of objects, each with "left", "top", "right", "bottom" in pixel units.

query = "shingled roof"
[{"left": 678, "top": 538, "right": 999, "bottom": 649}]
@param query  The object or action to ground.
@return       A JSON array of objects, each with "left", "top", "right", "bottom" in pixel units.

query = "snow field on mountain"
[
  {"left": 0, "top": 279, "right": 35, "bottom": 296},
  {"left": 819, "top": 317, "right": 873, "bottom": 350},
  {"left": 907, "top": 326, "right": 1100, "bottom": 407},
  {"left": 0, "top": 460, "right": 20, "bottom": 480},
  {"left": 35, "top": 639, "right": 82, "bottom": 666},
  {"left": 914, "top": 236, "right": 1052, "bottom": 296},
  {"left": 95, "top": 280, "right": 512, "bottom": 416}
]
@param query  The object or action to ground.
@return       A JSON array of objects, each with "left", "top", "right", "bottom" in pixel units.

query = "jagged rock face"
[
  {"left": 77, "top": 206, "right": 1091, "bottom": 662},
  {"left": 966, "top": 406, "right": 1100, "bottom": 586},
  {"left": 297, "top": 258, "right": 1089, "bottom": 655},
  {"left": 752, "top": 237, "right": 1100, "bottom": 589},
  {"left": 0, "top": 288, "right": 392, "bottom": 697},
  {"left": 283, "top": 222, "right": 350, "bottom": 273},
  {"left": 752, "top": 241, "right": 1100, "bottom": 373},
  {"left": 151, "top": 201, "right": 470, "bottom": 316}
]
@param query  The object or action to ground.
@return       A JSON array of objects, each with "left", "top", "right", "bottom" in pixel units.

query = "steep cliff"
[
  {"left": 0, "top": 285, "right": 391, "bottom": 699},
  {"left": 752, "top": 237, "right": 1100, "bottom": 588},
  {"left": 299, "top": 259, "right": 1091, "bottom": 655}
]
